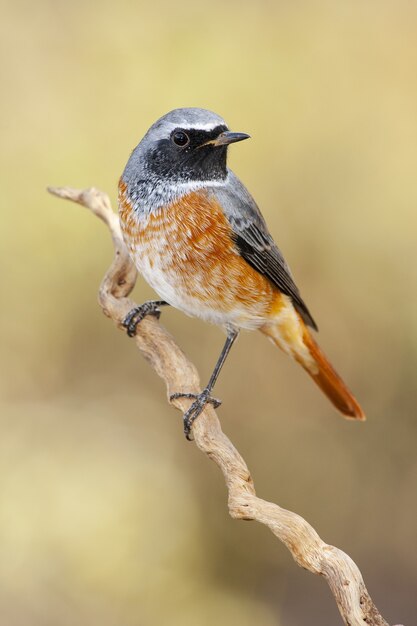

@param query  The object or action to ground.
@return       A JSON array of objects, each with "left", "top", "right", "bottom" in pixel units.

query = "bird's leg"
[
  {"left": 170, "top": 328, "right": 239, "bottom": 440},
  {"left": 123, "top": 300, "right": 169, "bottom": 337}
]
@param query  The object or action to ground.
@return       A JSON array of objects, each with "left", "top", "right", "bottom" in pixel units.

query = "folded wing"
[{"left": 213, "top": 171, "right": 318, "bottom": 330}]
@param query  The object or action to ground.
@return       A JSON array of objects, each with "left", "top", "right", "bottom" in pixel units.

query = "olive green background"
[{"left": 1, "top": 1, "right": 416, "bottom": 624}]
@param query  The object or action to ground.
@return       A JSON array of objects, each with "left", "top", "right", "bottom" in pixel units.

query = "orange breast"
[{"left": 119, "top": 180, "right": 285, "bottom": 327}]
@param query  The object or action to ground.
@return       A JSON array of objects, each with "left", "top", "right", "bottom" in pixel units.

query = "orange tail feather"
[
  {"left": 262, "top": 318, "right": 365, "bottom": 420},
  {"left": 301, "top": 330, "right": 365, "bottom": 420}
]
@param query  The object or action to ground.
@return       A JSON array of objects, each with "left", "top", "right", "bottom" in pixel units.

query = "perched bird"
[{"left": 119, "top": 107, "right": 364, "bottom": 437}]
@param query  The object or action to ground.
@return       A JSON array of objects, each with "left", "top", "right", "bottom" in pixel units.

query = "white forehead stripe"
[
  {"left": 180, "top": 122, "right": 226, "bottom": 131},
  {"left": 164, "top": 121, "right": 227, "bottom": 132}
]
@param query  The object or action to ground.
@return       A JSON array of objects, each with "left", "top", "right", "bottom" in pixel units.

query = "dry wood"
[{"left": 48, "top": 185, "right": 402, "bottom": 626}]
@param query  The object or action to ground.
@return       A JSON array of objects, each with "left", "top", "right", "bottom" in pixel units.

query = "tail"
[{"left": 261, "top": 313, "right": 365, "bottom": 420}]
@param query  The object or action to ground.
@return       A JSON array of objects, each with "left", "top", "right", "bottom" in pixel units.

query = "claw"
[
  {"left": 122, "top": 301, "right": 166, "bottom": 337},
  {"left": 170, "top": 390, "right": 222, "bottom": 440}
]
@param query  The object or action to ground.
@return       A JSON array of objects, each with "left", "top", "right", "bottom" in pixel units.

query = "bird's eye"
[{"left": 172, "top": 130, "right": 190, "bottom": 147}]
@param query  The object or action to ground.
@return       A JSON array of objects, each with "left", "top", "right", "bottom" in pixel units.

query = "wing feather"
[{"left": 212, "top": 172, "right": 318, "bottom": 330}]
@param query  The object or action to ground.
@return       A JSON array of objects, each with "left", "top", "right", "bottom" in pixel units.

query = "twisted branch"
[{"left": 48, "top": 185, "right": 401, "bottom": 626}]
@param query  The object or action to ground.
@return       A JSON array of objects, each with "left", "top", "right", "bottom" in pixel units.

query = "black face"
[{"left": 147, "top": 124, "right": 229, "bottom": 182}]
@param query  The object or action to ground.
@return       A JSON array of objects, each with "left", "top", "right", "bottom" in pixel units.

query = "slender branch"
[{"left": 48, "top": 185, "right": 401, "bottom": 626}]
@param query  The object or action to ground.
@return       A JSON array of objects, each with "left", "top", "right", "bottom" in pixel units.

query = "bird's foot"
[
  {"left": 170, "top": 390, "right": 222, "bottom": 440},
  {"left": 122, "top": 300, "right": 167, "bottom": 337}
]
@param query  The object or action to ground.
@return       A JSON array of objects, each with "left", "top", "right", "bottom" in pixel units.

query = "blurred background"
[{"left": 1, "top": 0, "right": 416, "bottom": 624}]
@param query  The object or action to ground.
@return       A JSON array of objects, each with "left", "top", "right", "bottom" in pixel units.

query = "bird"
[{"left": 118, "top": 107, "right": 365, "bottom": 438}]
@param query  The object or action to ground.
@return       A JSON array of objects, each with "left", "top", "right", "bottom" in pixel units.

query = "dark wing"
[
  {"left": 212, "top": 171, "right": 318, "bottom": 331},
  {"left": 231, "top": 223, "right": 318, "bottom": 330}
]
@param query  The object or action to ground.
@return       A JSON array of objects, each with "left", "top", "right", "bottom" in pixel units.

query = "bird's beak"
[{"left": 202, "top": 131, "right": 251, "bottom": 147}]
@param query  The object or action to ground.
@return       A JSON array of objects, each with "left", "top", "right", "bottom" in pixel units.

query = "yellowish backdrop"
[{"left": 1, "top": 1, "right": 416, "bottom": 624}]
